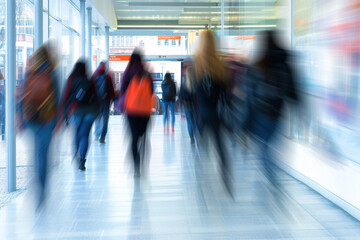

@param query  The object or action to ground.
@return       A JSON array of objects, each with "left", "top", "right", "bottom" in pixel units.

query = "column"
[
  {"left": 34, "top": 0, "right": 43, "bottom": 50},
  {"left": 291, "top": 0, "right": 294, "bottom": 50},
  {"left": 87, "top": 7, "right": 92, "bottom": 74},
  {"left": 80, "top": 0, "right": 86, "bottom": 57},
  {"left": 220, "top": 0, "right": 224, "bottom": 37},
  {"left": 6, "top": 0, "right": 16, "bottom": 192},
  {"left": 105, "top": 26, "right": 110, "bottom": 61}
]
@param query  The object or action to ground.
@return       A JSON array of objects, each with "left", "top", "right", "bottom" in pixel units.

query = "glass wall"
[
  {"left": 0, "top": 0, "right": 108, "bottom": 193},
  {"left": 92, "top": 26, "right": 105, "bottom": 73},
  {"left": 47, "top": 0, "right": 80, "bottom": 86},
  {"left": 290, "top": 0, "right": 360, "bottom": 164}
]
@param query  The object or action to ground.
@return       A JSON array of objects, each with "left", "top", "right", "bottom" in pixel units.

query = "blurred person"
[
  {"left": 60, "top": 60, "right": 99, "bottom": 171},
  {"left": 92, "top": 61, "right": 115, "bottom": 143},
  {"left": 193, "top": 30, "right": 232, "bottom": 195},
  {"left": 161, "top": 72, "right": 176, "bottom": 133},
  {"left": 180, "top": 67, "right": 197, "bottom": 143},
  {"left": 18, "top": 45, "right": 60, "bottom": 207},
  {"left": 243, "top": 30, "right": 298, "bottom": 192},
  {"left": 118, "top": 51, "right": 153, "bottom": 178}
]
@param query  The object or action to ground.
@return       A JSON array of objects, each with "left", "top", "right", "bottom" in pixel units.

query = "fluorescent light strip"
[
  {"left": 117, "top": 24, "right": 277, "bottom": 29},
  {"left": 117, "top": 25, "right": 206, "bottom": 28},
  {"left": 211, "top": 24, "right": 277, "bottom": 28}
]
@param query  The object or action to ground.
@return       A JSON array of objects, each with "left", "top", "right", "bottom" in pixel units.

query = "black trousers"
[{"left": 127, "top": 115, "right": 149, "bottom": 171}]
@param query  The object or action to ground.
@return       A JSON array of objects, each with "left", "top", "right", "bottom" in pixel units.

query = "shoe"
[
  {"left": 79, "top": 158, "right": 86, "bottom": 171},
  {"left": 99, "top": 139, "right": 105, "bottom": 144},
  {"left": 171, "top": 127, "right": 174, "bottom": 133}
]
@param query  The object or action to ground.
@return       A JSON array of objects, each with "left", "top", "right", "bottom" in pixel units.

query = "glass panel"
[{"left": 0, "top": 0, "right": 5, "bottom": 172}]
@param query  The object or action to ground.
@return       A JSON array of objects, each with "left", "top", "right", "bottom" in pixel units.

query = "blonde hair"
[
  {"left": 194, "top": 30, "right": 227, "bottom": 86},
  {"left": 185, "top": 67, "right": 194, "bottom": 92}
]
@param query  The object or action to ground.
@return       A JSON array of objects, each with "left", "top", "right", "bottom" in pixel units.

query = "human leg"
[
  {"left": 99, "top": 102, "right": 110, "bottom": 142},
  {"left": 78, "top": 114, "right": 96, "bottom": 170},
  {"left": 169, "top": 101, "right": 175, "bottom": 132}
]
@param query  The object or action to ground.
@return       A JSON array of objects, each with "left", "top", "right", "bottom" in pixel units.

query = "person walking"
[
  {"left": 60, "top": 60, "right": 99, "bottom": 171},
  {"left": 118, "top": 51, "right": 154, "bottom": 177},
  {"left": 193, "top": 30, "right": 232, "bottom": 195},
  {"left": 243, "top": 30, "right": 299, "bottom": 192},
  {"left": 93, "top": 61, "right": 115, "bottom": 143},
  {"left": 18, "top": 45, "right": 60, "bottom": 207},
  {"left": 180, "top": 67, "right": 197, "bottom": 143},
  {"left": 161, "top": 72, "right": 176, "bottom": 133}
]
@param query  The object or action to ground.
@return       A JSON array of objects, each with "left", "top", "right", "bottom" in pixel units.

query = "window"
[
  {"left": 164, "top": 39, "right": 169, "bottom": 46},
  {"left": 171, "top": 39, "right": 176, "bottom": 46}
]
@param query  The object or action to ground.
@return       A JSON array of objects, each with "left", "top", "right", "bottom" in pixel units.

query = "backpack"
[
  {"left": 95, "top": 73, "right": 108, "bottom": 100},
  {"left": 251, "top": 64, "right": 287, "bottom": 117},
  {"left": 71, "top": 76, "right": 95, "bottom": 105},
  {"left": 21, "top": 68, "right": 57, "bottom": 122},
  {"left": 162, "top": 79, "right": 176, "bottom": 101},
  {"left": 125, "top": 73, "right": 153, "bottom": 116},
  {"left": 201, "top": 72, "right": 220, "bottom": 105}
]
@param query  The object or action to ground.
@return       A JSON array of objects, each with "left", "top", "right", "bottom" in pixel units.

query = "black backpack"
[
  {"left": 201, "top": 72, "right": 220, "bottom": 105},
  {"left": 162, "top": 79, "right": 176, "bottom": 101},
  {"left": 71, "top": 76, "right": 95, "bottom": 105},
  {"left": 95, "top": 73, "right": 108, "bottom": 100},
  {"left": 251, "top": 63, "right": 288, "bottom": 117}
]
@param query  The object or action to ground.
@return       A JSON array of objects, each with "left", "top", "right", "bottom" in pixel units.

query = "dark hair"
[
  {"left": 164, "top": 72, "right": 172, "bottom": 81},
  {"left": 256, "top": 30, "right": 287, "bottom": 71},
  {"left": 262, "top": 30, "right": 281, "bottom": 51},
  {"left": 71, "top": 60, "right": 87, "bottom": 77},
  {"left": 129, "top": 53, "right": 142, "bottom": 67}
]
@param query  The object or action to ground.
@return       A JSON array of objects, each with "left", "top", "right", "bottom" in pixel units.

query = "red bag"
[
  {"left": 125, "top": 73, "right": 152, "bottom": 116},
  {"left": 21, "top": 68, "right": 57, "bottom": 122}
]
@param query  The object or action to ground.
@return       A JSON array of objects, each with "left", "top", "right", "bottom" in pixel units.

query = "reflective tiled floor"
[{"left": 0, "top": 115, "right": 359, "bottom": 240}]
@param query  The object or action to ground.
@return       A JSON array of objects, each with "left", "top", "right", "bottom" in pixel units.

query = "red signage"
[
  {"left": 158, "top": 36, "right": 181, "bottom": 40},
  {"left": 109, "top": 55, "right": 131, "bottom": 61}
]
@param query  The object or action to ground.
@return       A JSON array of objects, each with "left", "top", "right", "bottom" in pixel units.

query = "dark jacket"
[
  {"left": 161, "top": 79, "right": 176, "bottom": 102},
  {"left": 92, "top": 65, "right": 115, "bottom": 102},
  {"left": 244, "top": 48, "right": 298, "bottom": 138},
  {"left": 195, "top": 72, "right": 226, "bottom": 125},
  {"left": 61, "top": 75, "right": 99, "bottom": 118}
]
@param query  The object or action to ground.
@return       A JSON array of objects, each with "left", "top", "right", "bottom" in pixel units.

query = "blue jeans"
[
  {"left": 251, "top": 111, "right": 280, "bottom": 189},
  {"left": 28, "top": 119, "right": 55, "bottom": 200},
  {"left": 184, "top": 106, "right": 196, "bottom": 140},
  {"left": 73, "top": 113, "right": 96, "bottom": 159},
  {"left": 162, "top": 101, "right": 175, "bottom": 128},
  {"left": 94, "top": 101, "right": 110, "bottom": 141}
]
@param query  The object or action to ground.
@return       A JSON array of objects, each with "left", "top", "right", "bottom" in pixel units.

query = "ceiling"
[{"left": 112, "top": 0, "right": 278, "bottom": 33}]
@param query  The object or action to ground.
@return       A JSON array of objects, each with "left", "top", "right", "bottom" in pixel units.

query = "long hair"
[
  {"left": 28, "top": 45, "right": 53, "bottom": 73},
  {"left": 194, "top": 30, "right": 226, "bottom": 86},
  {"left": 185, "top": 67, "right": 194, "bottom": 92}
]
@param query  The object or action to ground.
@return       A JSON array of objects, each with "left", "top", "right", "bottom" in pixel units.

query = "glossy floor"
[{"left": 0, "top": 115, "right": 359, "bottom": 240}]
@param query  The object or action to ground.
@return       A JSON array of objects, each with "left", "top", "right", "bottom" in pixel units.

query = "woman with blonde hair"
[
  {"left": 179, "top": 66, "right": 196, "bottom": 143},
  {"left": 193, "top": 30, "right": 231, "bottom": 195}
]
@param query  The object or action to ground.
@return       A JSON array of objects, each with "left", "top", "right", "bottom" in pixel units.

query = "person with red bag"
[
  {"left": 18, "top": 44, "right": 60, "bottom": 208},
  {"left": 118, "top": 51, "right": 154, "bottom": 178}
]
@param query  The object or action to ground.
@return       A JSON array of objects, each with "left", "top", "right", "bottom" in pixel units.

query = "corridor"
[{"left": 0, "top": 115, "right": 359, "bottom": 239}]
